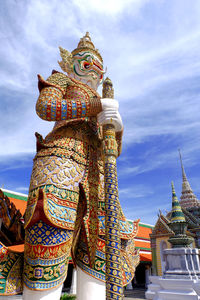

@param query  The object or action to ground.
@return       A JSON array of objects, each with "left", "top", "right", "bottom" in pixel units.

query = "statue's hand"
[{"left": 97, "top": 98, "right": 123, "bottom": 132}]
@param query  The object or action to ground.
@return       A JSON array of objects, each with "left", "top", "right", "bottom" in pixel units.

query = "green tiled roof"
[{"left": 2, "top": 189, "right": 28, "bottom": 202}]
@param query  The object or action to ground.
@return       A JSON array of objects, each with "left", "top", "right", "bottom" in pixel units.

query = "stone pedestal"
[
  {"left": 145, "top": 248, "right": 200, "bottom": 300},
  {"left": 146, "top": 276, "right": 200, "bottom": 300},
  {"left": 145, "top": 276, "right": 161, "bottom": 300},
  {"left": 158, "top": 278, "right": 199, "bottom": 300},
  {"left": 163, "top": 248, "right": 200, "bottom": 280}
]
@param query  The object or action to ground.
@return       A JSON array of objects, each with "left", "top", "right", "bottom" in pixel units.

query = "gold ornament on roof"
[{"left": 72, "top": 32, "right": 103, "bottom": 63}]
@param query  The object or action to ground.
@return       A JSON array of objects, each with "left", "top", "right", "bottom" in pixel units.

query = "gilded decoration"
[
  {"left": 0, "top": 33, "right": 141, "bottom": 298},
  {"left": 3, "top": 33, "right": 140, "bottom": 295},
  {"left": 29, "top": 157, "right": 85, "bottom": 192}
]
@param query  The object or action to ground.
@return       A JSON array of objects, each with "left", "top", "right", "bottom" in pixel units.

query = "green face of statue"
[{"left": 72, "top": 51, "right": 104, "bottom": 90}]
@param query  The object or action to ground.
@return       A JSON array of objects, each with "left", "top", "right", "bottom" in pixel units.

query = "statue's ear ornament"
[{"left": 58, "top": 46, "right": 73, "bottom": 74}]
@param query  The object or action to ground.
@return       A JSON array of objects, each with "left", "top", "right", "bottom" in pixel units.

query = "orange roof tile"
[
  {"left": 137, "top": 223, "right": 153, "bottom": 239},
  {"left": 2, "top": 189, "right": 27, "bottom": 215},
  {"left": 135, "top": 240, "right": 151, "bottom": 249},
  {"left": 9, "top": 197, "right": 27, "bottom": 215},
  {"left": 140, "top": 252, "right": 152, "bottom": 262}
]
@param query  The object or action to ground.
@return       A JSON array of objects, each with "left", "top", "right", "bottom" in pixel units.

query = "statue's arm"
[{"left": 36, "top": 72, "right": 102, "bottom": 121}]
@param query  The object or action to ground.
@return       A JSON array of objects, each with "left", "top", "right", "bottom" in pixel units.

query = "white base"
[
  {"left": 76, "top": 266, "right": 105, "bottom": 300},
  {"left": 145, "top": 276, "right": 200, "bottom": 300},
  {"left": 157, "top": 290, "right": 198, "bottom": 300}
]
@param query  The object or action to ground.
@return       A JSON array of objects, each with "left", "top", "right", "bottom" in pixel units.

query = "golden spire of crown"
[{"left": 71, "top": 32, "right": 103, "bottom": 63}]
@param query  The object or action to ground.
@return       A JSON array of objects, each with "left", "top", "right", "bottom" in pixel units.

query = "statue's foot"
[
  {"left": 22, "top": 284, "right": 63, "bottom": 300},
  {"left": 76, "top": 266, "right": 105, "bottom": 300}
]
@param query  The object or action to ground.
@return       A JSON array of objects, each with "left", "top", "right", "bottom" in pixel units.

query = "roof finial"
[{"left": 178, "top": 149, "right": 187, "bottom": 182}]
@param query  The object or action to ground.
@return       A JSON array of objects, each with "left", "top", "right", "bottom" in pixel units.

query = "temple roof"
[
  {"left": 179, "top": 151, "right": 200, "bottom": 209},
  {"left": 0, "top": 189, "right": 25, "bottom": 246},
  {"left": 182, "top": 207, "right": 200, "bottom": 229},
  {"left": 151, "top": 212, "right": 173, "bottom": 237}
]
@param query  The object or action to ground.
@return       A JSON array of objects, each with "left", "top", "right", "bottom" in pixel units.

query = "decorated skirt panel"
[
  {"left": 25, "top": 145, "right": 138, "bottom": 239},
  {"left": 75, "top": 234, "right": 139, "bottom": 286},
  {"left": 24, "top": 221, "right": 73, "bottom": 290},
  {"left": 76, "top": 236, "right": 106, "bottom": 282},
  {"left": 25, "top": 184, "right": 80, "bottom": 230},
  {"left": 25, "top": 152, "right": 85, "bottom": 229},
  {"left": 98, "top": 213, "right": 140, "bottom": 240},
  {"left": 0, "top": 242, "right": 23, "bottom": 295}
]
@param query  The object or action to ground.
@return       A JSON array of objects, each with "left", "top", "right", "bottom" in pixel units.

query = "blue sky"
[{"left": 1, "top": 0, "right": 200, "bottom": 224}]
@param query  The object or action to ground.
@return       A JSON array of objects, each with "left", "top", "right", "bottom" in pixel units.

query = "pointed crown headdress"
[{"left": 58, "top": 32, "right": 103, "bottom": 74}]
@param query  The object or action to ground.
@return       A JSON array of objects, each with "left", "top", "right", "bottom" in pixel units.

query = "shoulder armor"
[
  {"left": 38, "top": 72, "right": 73, "bottom": 94},
  {"left": 46, "top": 72, "right": 73, "bottom": 89}
]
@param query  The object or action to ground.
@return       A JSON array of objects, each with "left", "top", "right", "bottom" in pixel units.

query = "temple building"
[
  {"left": 150, "top": 153, "right": 200, "bottom": 276},
  {"left": 0, "top": 188, "right": 153, "bottom": 290}
]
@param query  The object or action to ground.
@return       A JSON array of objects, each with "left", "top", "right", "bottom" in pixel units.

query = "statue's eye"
[{"left": 83, "top": 62, "right": 90, "bottom": 69}]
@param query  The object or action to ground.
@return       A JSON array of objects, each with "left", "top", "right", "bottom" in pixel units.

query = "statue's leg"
[
  {"left": 23, "top": 220, "right": 74, "bottom": 300},
  {"left": 76, "top": 266, "right": 105, "bottom": 300},
  {"left": 23, "top": 155, "right": 86, "bottom": 299},
  {"left": 22, "top": 284, "right": 63, "bottom": 300}
]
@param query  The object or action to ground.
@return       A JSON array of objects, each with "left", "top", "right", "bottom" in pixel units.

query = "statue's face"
[{"left": 72, "top": 51, "right": 104, "bottom": 90}]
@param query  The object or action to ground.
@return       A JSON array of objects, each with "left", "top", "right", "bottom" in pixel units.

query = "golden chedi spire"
[
  {"left": 168, "top": 182, "right": 194, "bottom": 247},
  {"left": 171, "top": 181, "right": 186, "bottom": 223},
  {"left": 178, "top": 150, "right": 200, "bottom": 209}
]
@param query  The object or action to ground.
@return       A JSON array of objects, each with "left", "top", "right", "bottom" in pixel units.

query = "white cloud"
[
  {"left": 15, "top": 187, "right": 29, "bottom": 193},
  {"left": 119, "top": 184, "right": 153, "bottom": 199},
  {"left": 119, "top": 141, "right": 200, "bottom": 178},
  {"left": 74, "top": 0, "right": 149, "bottom": 16}
]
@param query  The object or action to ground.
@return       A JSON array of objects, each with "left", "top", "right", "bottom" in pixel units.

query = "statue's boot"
[
  {"left": 23, "top": 284, "right": 63, "bottom": 300},
  {"left": 76, "top": 266, "right": 105, "bottom": 300}
]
